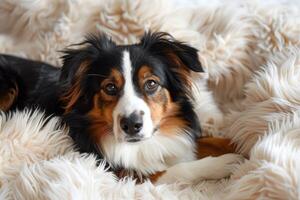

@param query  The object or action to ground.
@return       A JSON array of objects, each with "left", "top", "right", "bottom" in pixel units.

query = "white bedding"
[{"left": 0, "top": 0, "right": 300, "bottom": 199}]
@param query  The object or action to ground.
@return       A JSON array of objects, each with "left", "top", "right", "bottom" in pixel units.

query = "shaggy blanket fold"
[{"left": 1, "top": 0, "right": 300, "bottom": 199}]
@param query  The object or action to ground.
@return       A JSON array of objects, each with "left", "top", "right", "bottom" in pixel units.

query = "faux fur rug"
[{"left": 1, "top": 0, "right": 300, "bottom": 199}]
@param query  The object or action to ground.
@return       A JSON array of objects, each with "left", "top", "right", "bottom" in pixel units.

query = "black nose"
[{"left": 120, "top": 112, "right": 143, "bottom": 135}]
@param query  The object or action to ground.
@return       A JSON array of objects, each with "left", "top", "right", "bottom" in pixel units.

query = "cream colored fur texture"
[{"left": 1, "top": 0, "right": 300, "bottom": 199}]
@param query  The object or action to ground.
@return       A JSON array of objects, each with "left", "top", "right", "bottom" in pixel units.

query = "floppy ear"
[
  {"left": 59, "top": 33, "right": 116, "bottom": 113},
  {"left": 141, "top": 32, "right": 203, "bottom": 73},
  {"left": 60, "top": 34, "right": 115, "bottom": 85}
]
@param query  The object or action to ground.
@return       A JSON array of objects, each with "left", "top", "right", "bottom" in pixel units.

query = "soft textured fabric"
[{"left": 0, "top": 0, "right": 300, "bottom": 199}]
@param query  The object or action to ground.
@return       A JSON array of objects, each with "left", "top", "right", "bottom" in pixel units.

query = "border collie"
[{"left": 0, "top": 32, "right": 242, "bottom": 183}]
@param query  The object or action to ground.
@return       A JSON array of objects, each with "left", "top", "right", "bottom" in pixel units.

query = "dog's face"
[{"left": 61, "top": 32, "right": 203, "bottom": 171}]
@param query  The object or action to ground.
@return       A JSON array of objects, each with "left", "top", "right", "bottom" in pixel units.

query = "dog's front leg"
[{"left": 155, "top": 154, "right": 244, "bottom": 185}]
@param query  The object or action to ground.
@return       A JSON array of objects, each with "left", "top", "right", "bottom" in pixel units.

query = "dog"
[{"left": 0, "top": 32, "right": 243, "bottom": 184}]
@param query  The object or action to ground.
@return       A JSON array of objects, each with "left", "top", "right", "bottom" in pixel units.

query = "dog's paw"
[
  {"left": 155, "top": 153, "right": 245, "bottom": 184},
  {"left": 210, "top": 153, "right": 245, "bottom": 179}
]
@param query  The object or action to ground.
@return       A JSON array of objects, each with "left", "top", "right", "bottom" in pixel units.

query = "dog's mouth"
[
  {"left": 124, "top": 127, "right": 158, "bottom": 143},
  {"left": 126, "top": 137, "right": 143, "bottom": 143}
]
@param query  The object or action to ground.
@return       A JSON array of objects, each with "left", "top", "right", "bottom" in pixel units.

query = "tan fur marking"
[
  {"left": 138, "top": 65, "right": 153, "bottom": 79},
  {"left": 196, "top": 137, "right": 236, "bottom": 159},
  {"left": 149, "top": 170, "right": 166, "bottom": 183},
  {"left": 87, "top": 94, "right": 114, "bottom": 142},
  {"left": 137, "top": 65, "right": 188, "bottom": 135},
  {"left": 146, "top": 88, "right": 170, "bottom": 124},
  {"left": 156, "top": 100, "right": 188, "bottom": 134},
  {"left": 100, "top": 69, "right": 124, "bottom": 102},
  {"left": 0, "top": 87, "right": 18, "bottom": 111},
  {"left": 62, "top": 61, "right": 90, "bottom": 113},
  {"left": 138, "top": 65, "right": 166, "bottom": 124},
  {"left": 110, "top": 69, "right": 124, "bottom": 88},
  {"left": 88, "top": 69, "right": 124, "bottom": 142}
]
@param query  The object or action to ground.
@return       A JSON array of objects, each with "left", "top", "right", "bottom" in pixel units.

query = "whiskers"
[{"left": 86, "top": 74, "right": 107, "bottom": 79}]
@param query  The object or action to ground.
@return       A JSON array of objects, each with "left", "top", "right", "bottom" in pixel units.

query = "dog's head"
[{"left": 60, "top": 32, "right": 203, "bottom": 170}]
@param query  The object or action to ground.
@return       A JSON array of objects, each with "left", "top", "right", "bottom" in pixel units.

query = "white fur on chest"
[{"left": 100, "top": 132, "right": 196, "bottom": 175}]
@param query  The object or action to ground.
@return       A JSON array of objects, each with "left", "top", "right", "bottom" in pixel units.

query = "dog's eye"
[
  {"left": 144, "top": 80, "right": 159, "bottom": 93},
  {"left": 104, "top": 83, "right": 118, "bottom": 96}
]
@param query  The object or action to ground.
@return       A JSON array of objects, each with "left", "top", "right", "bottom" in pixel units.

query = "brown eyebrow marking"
[
  {"left": 138, "top": 65, "right": 161, "bottom": 89},
  {"left": 100, "top": 69, "right": 124, "bottom": 90},
  {"left": 138, "top": 65, "right": 153, "bottom": 79}
]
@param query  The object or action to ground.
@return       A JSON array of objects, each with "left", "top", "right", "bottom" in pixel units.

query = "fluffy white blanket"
[{"left": 1, "top": 0, "right": 300, "bottom": 199}]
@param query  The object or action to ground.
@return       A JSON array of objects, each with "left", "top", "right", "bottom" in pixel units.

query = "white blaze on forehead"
[
  {"left": 112, "top": 51, "right": 154, "bottom": 139},
  {"left": 122, "top": 51, "right": 136, "bottom": 105}
]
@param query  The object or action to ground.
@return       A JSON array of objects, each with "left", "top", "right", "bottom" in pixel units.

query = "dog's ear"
[
  {"left": 60, "top": 34, "right": 115, "bottom": 85},
  {"left": 141, "top": 32, "right": 203, "bottom": 73},
  {"left": 59, "top": 34, "right": 116, "bottom": 113}
]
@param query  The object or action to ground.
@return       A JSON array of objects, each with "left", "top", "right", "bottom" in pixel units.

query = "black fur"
[
  {"left": 0, "top": 54, "right": 61, "bottom": 113},
  {"left": 0, "top": 32, "right": 203, "bottom": 163}
]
